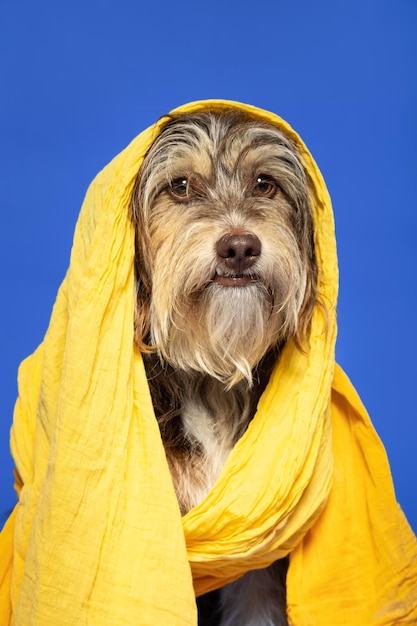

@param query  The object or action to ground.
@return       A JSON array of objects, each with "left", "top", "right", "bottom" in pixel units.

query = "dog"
[{"left": 129, "top": 110, "right": 319, "bottom": 625}]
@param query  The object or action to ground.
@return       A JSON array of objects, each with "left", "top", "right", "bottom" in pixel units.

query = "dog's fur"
[{"left": 130, "top": 110, "right": 319, "bottom": 625}]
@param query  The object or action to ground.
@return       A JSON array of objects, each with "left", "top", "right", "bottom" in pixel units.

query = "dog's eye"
[
  {"left": 253, "top": 176, "right": 277, "bottom": 198},
  {"left": 169, "top": 178, "right": 189, "bottom": 199}
]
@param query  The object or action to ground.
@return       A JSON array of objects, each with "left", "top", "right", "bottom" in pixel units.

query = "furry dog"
[{"left": 130, "top": 110, "right": 319, "bottom": 626}]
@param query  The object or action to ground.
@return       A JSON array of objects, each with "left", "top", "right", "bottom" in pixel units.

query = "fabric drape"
[{"left": 1, "top": 100, "right": 416, "bottom": 625}]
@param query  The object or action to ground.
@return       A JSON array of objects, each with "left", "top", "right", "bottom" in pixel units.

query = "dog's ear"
[
  {"left": 293, "top": 207, "right": 327, "bottom": 351},
  {"left": 129, "top": 176, "right": 154, "bottom": 354},
  {"left": 294, "top": 244, "right": 327, "bottom": 351},
  {"left": 295, "top": 261, "right": 318, "bottom": 349},
  {"left": 134, "top": 257, "right": 153, "bottom": 353}
]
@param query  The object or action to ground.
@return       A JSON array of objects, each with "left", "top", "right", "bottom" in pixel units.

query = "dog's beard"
[
  {"left": 148, "top": 228, "right": 307, "bottom": 388},
  {"left": 152, "top": 284, "right": 277, "bottom": 388}
]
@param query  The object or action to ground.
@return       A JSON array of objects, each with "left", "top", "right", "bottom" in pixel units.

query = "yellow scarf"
[{"left": 1, "top": 100, "right": 416, "bottom": 625}]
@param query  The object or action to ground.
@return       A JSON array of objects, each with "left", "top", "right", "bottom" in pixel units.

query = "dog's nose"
[{"left": 216, "top": 233, "right": 261, "bottom": 271}]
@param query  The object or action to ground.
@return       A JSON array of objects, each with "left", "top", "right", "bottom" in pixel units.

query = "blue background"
[{"left": 1, "top": 1, "right": 416, "bottom": 531}]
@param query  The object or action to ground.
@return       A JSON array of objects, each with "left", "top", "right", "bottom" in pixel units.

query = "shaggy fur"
[{"left": 129, "top": 110, "right": 319, "bottom": 625}]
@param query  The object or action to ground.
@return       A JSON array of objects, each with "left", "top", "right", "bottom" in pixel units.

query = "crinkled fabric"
[{"left": 1, "top": 100, "right": 416, "bottom": 625}]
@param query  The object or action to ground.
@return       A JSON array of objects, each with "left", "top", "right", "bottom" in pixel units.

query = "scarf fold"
[{"left": 1, "top": 100, "right": 416, "bottom": 625}]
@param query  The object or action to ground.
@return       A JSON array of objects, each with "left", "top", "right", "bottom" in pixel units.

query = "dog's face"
[{"left": 131, "top": 111, "right": 317, "bottom": 387}]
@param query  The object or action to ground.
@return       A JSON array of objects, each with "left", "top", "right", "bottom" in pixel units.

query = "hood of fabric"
[{"left": 3, "top": 99, "right": 415, "bottom": 626}]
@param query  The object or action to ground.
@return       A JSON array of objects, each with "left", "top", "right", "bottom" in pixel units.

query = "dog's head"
[{"left": 130, "top": 110, "right": 318, "bottom": 387}]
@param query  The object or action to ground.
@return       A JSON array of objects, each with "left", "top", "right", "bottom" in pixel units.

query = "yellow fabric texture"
[{"left": 1, "top": 99, "right": 416, "bottom": 625}]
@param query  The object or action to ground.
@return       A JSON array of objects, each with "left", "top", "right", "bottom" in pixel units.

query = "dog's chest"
[{"left": 178, "top": 381, "right": 252, "bottom": 508}]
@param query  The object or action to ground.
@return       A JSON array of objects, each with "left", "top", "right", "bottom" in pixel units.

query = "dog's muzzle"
[{"left": 214, "top": 232, "right": 261, "bottom": 286}]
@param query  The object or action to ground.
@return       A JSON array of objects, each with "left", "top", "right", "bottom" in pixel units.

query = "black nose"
[{"left": 216, "top": 233, "right": 261, "bottom": 272}]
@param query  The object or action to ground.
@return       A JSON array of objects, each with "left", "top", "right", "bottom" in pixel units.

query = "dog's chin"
[{"left": 151, "top": 279, "right": 284, "bottom": 388}]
